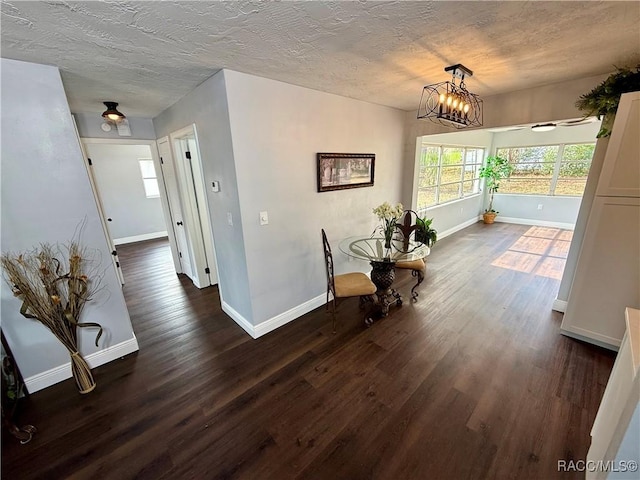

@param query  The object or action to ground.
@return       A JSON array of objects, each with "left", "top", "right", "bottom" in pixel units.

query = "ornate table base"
[{"left": 367, "top": 260, "right": 402, "bottom": 324}]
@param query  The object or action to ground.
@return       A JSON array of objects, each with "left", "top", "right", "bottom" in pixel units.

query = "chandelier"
[{"left": 417, "top": 64, "right": 483, "bottom": 128}]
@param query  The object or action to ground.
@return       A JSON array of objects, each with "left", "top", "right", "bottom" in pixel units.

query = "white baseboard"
[
  {"left": 560, "top": 327, "right": 620, "bottom": 351},
  {"left": 222, "top": 294, "right": 326, "bottom": 339},
  {"left": 113, "top": 231, "right": 168, "bottom": 245},
  {"left": 24, "top": 336, "right": 140, "bottom": 393},
  {"left": 253, "top": 294, "right": 326, "bottom": 338},
  {"left": 438, "top": 216, "right": 483, "bottom": 239},
  {"left": 221, "top": 301, "right": 256, "bottom": 338},
  {"left": 495, "top": 217, "right": 575, "bottom": 230},
  {"left": 552, "top": 299, "right": 568, "bottom": 313}
]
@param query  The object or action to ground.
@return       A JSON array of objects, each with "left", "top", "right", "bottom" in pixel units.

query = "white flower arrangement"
[
  {"left": 372, "top": 201, "right": 404, "bottom": 247},
  {"left": 372, "top": 201, "right": 404, "bottom": 221}
]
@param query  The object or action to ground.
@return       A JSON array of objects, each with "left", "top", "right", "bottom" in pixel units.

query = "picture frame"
[{"left": 317, "top": 153, "right": 375, "bottom": 192}]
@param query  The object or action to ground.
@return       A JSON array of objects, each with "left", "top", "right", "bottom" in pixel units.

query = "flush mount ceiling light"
[
  {"left": 417, "top": 64, "right": 483, "bottom": 128},
  {"left": 101, "top": 101, "right": 126, "bottom": 122},
  {"left": 531, "top": 123, "right": 556, "bottom": 132}
]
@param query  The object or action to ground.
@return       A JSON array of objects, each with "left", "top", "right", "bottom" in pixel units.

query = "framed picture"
[{"left": 317, "top": 153, "right": 375, "bottom": 192}]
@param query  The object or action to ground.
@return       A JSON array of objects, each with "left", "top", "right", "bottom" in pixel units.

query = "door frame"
[
  {"left": 167, "top": 124, "right": 218, "bottom": 288},
  {"left": 156, "top": 136, "right": 190, "bottom": 275},
  {"left": 79, "top": 137, "right": 178, "bottom": 280}
]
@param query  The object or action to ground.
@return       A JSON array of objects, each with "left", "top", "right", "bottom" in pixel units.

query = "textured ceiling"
[{"left": 1, "top": 1, "right": 639, "bottom": 118}]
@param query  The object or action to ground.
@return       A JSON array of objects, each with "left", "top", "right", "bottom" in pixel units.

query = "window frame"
[
  {"left": 138, "top": 158, "right": 160, "bottom": 199},
  {"left": 495, "top": 142, "right": 595, "bottom": 197},
  {"left": 415, "top": 143, "right": 485, "bottom": 210}
]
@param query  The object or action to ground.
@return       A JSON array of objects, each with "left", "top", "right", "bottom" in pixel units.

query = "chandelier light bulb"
[{"left": 417, "top": 64, "right": 482, "bottom": 128}]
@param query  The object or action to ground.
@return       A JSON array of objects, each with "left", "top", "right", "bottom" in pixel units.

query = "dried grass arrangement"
[{"left": 2, "top": 242, "right": 104, "bottom": 394}]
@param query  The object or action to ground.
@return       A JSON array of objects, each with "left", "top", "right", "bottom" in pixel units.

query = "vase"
[
  {"left": 70, "top": 351, "right": 96, "bottom": 394},
  {"left": 384, "top": 226, "right": 394, "bottom": 249}
]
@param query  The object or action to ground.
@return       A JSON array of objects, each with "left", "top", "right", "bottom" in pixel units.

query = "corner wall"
[
  {"left": 153, "top": 70, "right": 253, "bottom": 324},
  {"left": 1, "top": 59, "right": 138, "bottom": 391},
  {"left": 223, "top": 70, "right": 407, "bottom": 327}
]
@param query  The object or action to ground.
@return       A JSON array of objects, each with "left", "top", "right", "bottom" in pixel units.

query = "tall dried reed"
[{"left": 2, "top": 242, "right": 103, "bottom": 393}]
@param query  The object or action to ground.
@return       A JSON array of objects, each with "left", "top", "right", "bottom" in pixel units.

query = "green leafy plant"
[
  {"left": 415, "top": 217, "right": 437, "bottom": 247},
  {"left": 479, "top": 155, "right": 513, "bottom": 214},
  {"left": 576, "top": 65, "right": 640, "bottom": 137}
]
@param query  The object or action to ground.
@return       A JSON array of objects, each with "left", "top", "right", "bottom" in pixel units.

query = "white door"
[
  {"left": 173, "top": 134, "right": 218, "bottom": 286},
  {"left": 157, "top": 137, "right": 194, "bottom": 280},
  {"left": 72, "top": 119, "right": 125, "bottom": 285}
]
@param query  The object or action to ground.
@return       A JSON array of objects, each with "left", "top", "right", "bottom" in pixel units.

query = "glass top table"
[
  {"left": 339, "top": 236, "right": 430, "bottom": 263},
  {"left": 338, "top": 235, "right": 430, "bottom": 320}
]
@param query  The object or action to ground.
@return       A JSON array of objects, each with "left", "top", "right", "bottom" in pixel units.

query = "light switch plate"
[
  {"left": 259, "top": 211, "right": 269, "bottom": 225},
  {"left": 211, "top": 181, "right": 220, "bottom": 192},
  {"left": 227, "top": 212, "right": 233, "bottom": 226}
]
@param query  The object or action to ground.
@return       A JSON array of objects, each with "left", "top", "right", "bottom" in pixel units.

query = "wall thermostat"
[{"left": 100, "top": 122, "right": 112, "bottom": 132}]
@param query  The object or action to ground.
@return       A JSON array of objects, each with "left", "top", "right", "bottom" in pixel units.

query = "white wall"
[
  {"left": 154, "top": 69, "right": 406, "bottom": 334},
  {"left": 223, "top": 70, "right": 406, "bottom": 326},
  {"left": 83, "top": 143, "right": 167, "bottom": 242},
  {"left": 74, "top": 112, "right": 156, "bottom": 140},
  {"left": 0, "top": 59, "right": 138, "bottom": 389},
  {"left": 153, "top": 70, "right": 253, "bottom": 322}
]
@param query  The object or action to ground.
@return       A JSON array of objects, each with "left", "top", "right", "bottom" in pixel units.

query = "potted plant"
[
  {"left": 576, "top": 65, "right": 640, "bottom": 138},
  {"left": 415, "top": 216, "right": 437, "bottom": 247},
  {"left": 479, "top": 155, "right": 513, "bottom": 224}
]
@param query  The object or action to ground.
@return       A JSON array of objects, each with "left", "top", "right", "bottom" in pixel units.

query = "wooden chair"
[
  {"left": 322, "top": 229, "right": 377, "bottom": 333},
  {"left": 394, "top": 210, "right": 426, "bottom": 301}
]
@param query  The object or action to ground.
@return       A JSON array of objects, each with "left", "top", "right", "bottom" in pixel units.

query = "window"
[
  {"left": 496, "top": 143, "right": 595, "bottom": 196},
  {"left": 416, "top": 144, "right": 484, "bottom": 210},
  {"left": 138, "top": 159, "right": 160, "bottom": 198}
]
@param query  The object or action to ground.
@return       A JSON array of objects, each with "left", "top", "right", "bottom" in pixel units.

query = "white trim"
[
  {"left": 418, "top": 193, "right": 483, "bottom": 215},
  {"left": 253, "top": 294, "right": 326, "bottom": 338},
  {"left": 560, "top": 327, "right": 620, "bottom": 352},
  {"left": 221, "top": 301, "right": 256, "bottom": 338},
  {"left": 222, "top": 294, "right": 326, "bottom": 339},
  {"left": 437, "top": 216, "right": 483, "bottom": 239},
  {"left": 552, "top": 299, "right": 568, "bottom": 313},
  {"left": 24, "top": 336, "right": 140, "bottom": 393},
  {"left": 113, "top": 231, "right": 168, "bottom": 245},
  {"left": 81, "top": 137, "right": 157, "bottom": 146},
  {"left": 494, "top": 216, "right": 575, "bottom": 230}
]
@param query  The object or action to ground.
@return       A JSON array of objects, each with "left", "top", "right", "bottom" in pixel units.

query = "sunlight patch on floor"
[{"left": 491, "top": 226, "right": 573, "bottom": 279}]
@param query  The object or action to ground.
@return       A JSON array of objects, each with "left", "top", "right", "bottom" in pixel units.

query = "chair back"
[
  {"left": 321, "top": 229, "right": 336, "bottom": 298},
  {"left": 396, "top": 209, "right": 420, "bottom": 250}
]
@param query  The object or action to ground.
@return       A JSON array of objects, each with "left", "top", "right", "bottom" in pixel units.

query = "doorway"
[
  {"left": 156, "top": 124, "right": 218, "bottom": 289},
  {"left": 80, "top": 138, "right": 172, "bottom": 285}
]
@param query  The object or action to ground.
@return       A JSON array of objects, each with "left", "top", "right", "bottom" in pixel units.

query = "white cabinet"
[
  {"left": 595, "top": 94, "right": 640, "bottom": 198},
  {"left": 561, "top": 92, "right": 640, "bottom": 349},
  {"left": 561, "top": 196, "right": 640, "bottom": 347},
  {"left": 586, "top": 308, "right": 640, "bottom": 479}
]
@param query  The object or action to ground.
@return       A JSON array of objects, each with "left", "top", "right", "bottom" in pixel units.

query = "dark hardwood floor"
[{"left": 2, "top": 223, "right": 615, "bottom": 479}]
